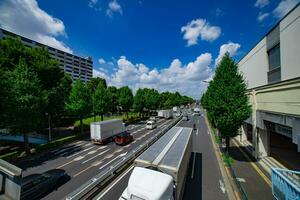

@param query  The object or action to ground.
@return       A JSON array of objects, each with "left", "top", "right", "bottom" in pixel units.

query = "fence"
[{"left": 271, "top": 168, "right": 300, "bottom": 200}]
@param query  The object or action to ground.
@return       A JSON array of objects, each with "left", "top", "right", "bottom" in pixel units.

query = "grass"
[
  {"left": 74, "top": 112, "right": 140, "bottom": 126},
  {"left": 221, "top": 152, "right": 234, "bottom": 166}
]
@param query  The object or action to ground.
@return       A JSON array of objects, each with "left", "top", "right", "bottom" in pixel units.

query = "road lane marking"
[
  {"left": 84, "top": 143, "right": 93, "bottom": 147},
  {"left": 232, "top": 140, "right": 271, "bottom": 187},
  {"left": 236, "top": 177, "right": 246, "bottom": 183},
  {"left": 81, "top": 149, "right": 110, "bottom": 164},
  {"left": 66, "top": 146, "right": 95, "bottom": 159},
  {"left": 87, "top": 150, "right": 97, "bottom": 154},
  {"left": 196, "top": 130, "right": 198, "bottom": 136},
  {"left": 73, "top": 156, "right": 84, "bottom": 161},
  {"left": 99, "top": 152, "right": 127, "bottom": 170},
  {"left": 219, "top": 179, "right": 226, "bottom": 194},
  {"left": 96, "top": 165, "right": 134, "bottom": 200},
  {"left": 207, "top": 131, "right": 210, "bottom": 135}
]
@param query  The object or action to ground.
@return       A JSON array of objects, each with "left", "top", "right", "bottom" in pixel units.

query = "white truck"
[
  {"left": 120, "top": 126, "right": 192, "bottom": 200},
  {"left": 157, "top": 110, "right": 173, "bottom": 119},
  {"left": 90, "top": 119, "right": 125, "bottom": 144}
]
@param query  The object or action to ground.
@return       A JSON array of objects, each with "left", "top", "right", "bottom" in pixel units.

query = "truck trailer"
[
  {"left": 120, "top": 126, "right": 192, "bottom": 200},
  {"left": 157, "top": 110, "right": 173, "bottom": 119},
  {"left": 90, "top": 119, "right": 125, "bottom": 144}
]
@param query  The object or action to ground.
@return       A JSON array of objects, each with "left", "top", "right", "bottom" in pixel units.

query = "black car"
[{"left": 21, "top": 169, "right": 70, "bottom": 200}]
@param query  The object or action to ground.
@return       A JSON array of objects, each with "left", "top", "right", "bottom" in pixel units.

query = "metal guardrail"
[
  {"left": 271, "top": 168, "right": 300, "bottom": 200},
  {"left": 65, "top": 117, "right": 182, "bottom": 200}
]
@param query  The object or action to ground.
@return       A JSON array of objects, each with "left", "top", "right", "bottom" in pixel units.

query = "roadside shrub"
[{"left": 0, "top": 151, "right": 19, "bottom": 161}]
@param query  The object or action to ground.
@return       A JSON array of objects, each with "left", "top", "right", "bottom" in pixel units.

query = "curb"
[{"left": 204, "top": 116, "right": 240, "bottom": 200}]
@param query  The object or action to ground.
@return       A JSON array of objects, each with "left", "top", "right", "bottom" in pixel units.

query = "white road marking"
[
  {"left": 73, "top": 156, "right": 84, "bottom": 161},
  {"left": 96, "top": 165, "right": 134, "bottom": 200},
  {"left": 219, "top": 180, "right": 226, "bottom": 194},
  {"left": 99, "top": 152, "right": 127, "bottom": 170},
  {"left": 84, "top": 143, "right": 92, "bottom": 147},
  {"left": 66, "top": 146, "right": 95, "bottom": 159},
  {"left": 236, "top": 177, "right": 246, "bottom": 183},
  {"left": 196, "top": 129, "right": 199, "bottom": 136},
  {"left": 87, "top": 150, "right": 97, "bottom": 155},
  {"left": 207, "top": 131, "right": 210, "bottom": 135},
  {"left": 81, "top": 149, "right": 110, "bottom": 164}
]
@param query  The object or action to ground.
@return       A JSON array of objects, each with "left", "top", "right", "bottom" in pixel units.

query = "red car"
[{"left": 114, "top": 132, "right": 133, "bottom": 145}]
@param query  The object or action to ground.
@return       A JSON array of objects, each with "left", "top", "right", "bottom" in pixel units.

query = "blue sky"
[{"left": 0, "top": 0, "right": 299, "bottom": 98}]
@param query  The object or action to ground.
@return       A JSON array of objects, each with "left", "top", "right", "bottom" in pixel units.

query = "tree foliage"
[
  {"left": 118, "top": 86, "right": 133, "bottom": 118},
  {"left": 94, "top": 82, "right": 111, "bottom": 120},
  {"left": 201, "top": 53, "right": 251, "bottom": 151},
  {"left": 66, "top": 80, "right": 92, "bottom": 134},
  {"left": 5, "top": 60, "right": 47, "bottom": 154}
]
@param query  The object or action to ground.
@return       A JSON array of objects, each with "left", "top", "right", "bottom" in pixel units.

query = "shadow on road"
[
  {"left": 183, "top": 152, "right": 202, "bottom": 200},
  {"left": 228, "top": 145, "right": 255, "bottom": 163},
  {"left": 15, "top": 143, "right": 84, "bottom": 170},
  {"left": 21, "top": 169, "right": 71, "bottom": 200}
]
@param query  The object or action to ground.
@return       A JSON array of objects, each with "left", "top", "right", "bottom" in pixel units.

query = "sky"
[{"left": 0, "top": 0, "right": 299, "bottom": 99}]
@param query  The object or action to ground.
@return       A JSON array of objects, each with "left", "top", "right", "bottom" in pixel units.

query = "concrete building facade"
[
  {"left": 0, "top": 28, "right": 93, "bottom": 83},
  {"left": 238, "top": 4, "right": 300, "bottom": 168}
]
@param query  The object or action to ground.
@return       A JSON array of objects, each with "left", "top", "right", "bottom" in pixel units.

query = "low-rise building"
[
  {"left": 238, "top": 4, "right": 300, "bottom": 169},
  {"left": 0, "top": 28, "right": 93, "bottom": 83}
]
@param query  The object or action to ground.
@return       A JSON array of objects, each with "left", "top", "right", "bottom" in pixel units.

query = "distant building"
[
  {"left": 0, "top": 28, "right": 93, "bottom": 83},
  {"left": 238, "top": 4, "right": 300, "bottom": 168}
]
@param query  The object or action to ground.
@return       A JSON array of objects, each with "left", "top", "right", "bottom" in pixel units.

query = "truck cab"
[{"left": 120, "top": 167, "right": 174, "bottom": 200}]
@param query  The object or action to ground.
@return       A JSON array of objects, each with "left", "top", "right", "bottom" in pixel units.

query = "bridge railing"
[{"left": 271, "top": 168, "right": 300, "bottom": 200}]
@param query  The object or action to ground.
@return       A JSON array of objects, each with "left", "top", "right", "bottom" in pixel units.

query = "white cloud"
[
  {"left": 0, "top": 0, "right": 72, "bottom": 53},
  {"left": 273, "top": 0, "right": 299, "bottom": 19},
  {"left": 106, "top": 0, "right": 122, "bottom": 17},
  {"left": 257, "top": 12, "right": 270, "bottom": 22},
  {"left": 93, "top": 54, "right": 214, "bottom": 99},
  {"left": 255, "top": 0, "right": 270, "bottom": 8},
  {"left": 98, "top": 58, "right": 106, "bottom": 64},
  {"left": 181, "top": 19, "right": 221, "bottom": 46},
  {"left": 215, "top": 42, "right": 241, "bottom": 65}
]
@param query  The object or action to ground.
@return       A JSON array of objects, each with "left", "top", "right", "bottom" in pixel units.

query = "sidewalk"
[{"left": 230, "top": 139, "right": 273, "bottom": 200}]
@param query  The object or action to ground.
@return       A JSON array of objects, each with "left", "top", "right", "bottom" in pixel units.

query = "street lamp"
[{"left": 45, "top": 113, "right": 51, "bottom": 142}]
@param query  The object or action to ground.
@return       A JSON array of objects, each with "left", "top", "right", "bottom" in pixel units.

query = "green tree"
[
  {"left": 118, "top": 86, "right": 133, "bottom": 119},
  {"left": 87, "top": 77, "right": 107, "bottom": 91},
  {"left": 144, "top": 88, "right": 160, "bottom": 114},
  {"left": 6, "top": 60, "right": 46, "bottom": 155},
  {"left": 134, "top": 88, "right": 146, "bottom": 117},
  {"left": 94, "top": 83, "right": 111, "bottom": 121},
  {"left": 107, "top": 86, "right": 118, "bottom": 115},
  {"left": 66, "top": 80, "right": 92, "bottom": 134},
  {"left": 201, "top": 53, "right": 251, "bottom": 152}
]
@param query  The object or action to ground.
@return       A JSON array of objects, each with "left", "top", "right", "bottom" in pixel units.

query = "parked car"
[
  {"left": 146, "top": 121, "right": 157, "bottom": 130},
  {"left": 114, "top": 132, "right": 134, "bottom": 145},
  {"left": 21, "top": 169, "right": 69, "bottom": 200}
]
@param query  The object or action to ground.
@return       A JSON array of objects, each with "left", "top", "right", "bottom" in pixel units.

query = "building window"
[{"left": 267, "top": 44, "right": 281, "bottom": 83}]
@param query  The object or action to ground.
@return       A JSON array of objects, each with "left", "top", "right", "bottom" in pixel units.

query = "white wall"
[
  {"left": 238, "top": 38, "right": 268, "bottom": 89},
  {"left": 280, "top": 5, "right": 300, "bottom": 81}
]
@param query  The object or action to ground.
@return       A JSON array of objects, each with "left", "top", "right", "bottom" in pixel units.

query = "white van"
[{"left": 146, "top": 121, "right": 157, "bottom": 130}]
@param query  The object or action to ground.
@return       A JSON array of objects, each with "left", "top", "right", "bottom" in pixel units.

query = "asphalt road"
[
  {"left": 97, "top": 114, "right": 228, "bottom": 200},
  {"left": 15, "top": 118, "right": 175, "bottom": 200}
]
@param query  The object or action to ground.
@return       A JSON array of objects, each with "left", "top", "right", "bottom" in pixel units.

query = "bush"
[{"left": 221, "top": 153, "right": 234, "bottom": 166}]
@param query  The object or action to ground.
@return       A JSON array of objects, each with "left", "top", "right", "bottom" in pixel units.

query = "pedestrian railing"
[
  {"left": 65, "top": 117, "right": 182, "bottom": 200},
  {"left": 271, "top": 168, "right": 300, "bottom": 200}
]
